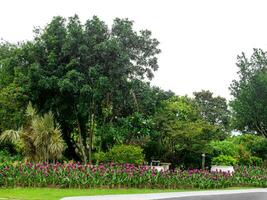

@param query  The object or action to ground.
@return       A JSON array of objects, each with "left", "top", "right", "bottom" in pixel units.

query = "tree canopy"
[
  {"left": 0, "top": 14, "right": 266, "bottom": 168},
  {"left": 1, "top": 15, "right": 161, "bottom": 162},
  {"left": 193, "top": 90, "right": 230, "bottom": 131},
  {"left": 230, "top": 49, "right": 267, "bottom": 138}
]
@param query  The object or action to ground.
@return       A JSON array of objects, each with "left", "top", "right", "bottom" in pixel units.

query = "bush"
[
  {"left": 211, "top": 155, "right": 237, "bottom": 166},
  {"left": 209, "top": 140, "right": 238, "bottom": 157},
  {"left": 209, "top": 135, "right": 267, "bottom": 166},
  {"left": 232, "top": 134, "right": 267, "bottom": 160},
  {"left": 0, "top": 150, "right": 22, "bottom": 163},
  {"left": 249, "top": 156, "right": 263, "bottom": 166},
  {"left": 92, "top": 151, "right": 107, "bottom": 164},
  {"left": 106, "top": 145, "right": 144, "bottom": 165},
  {"left": 236, "top": 144, "right": 251, "bottom": 165}
]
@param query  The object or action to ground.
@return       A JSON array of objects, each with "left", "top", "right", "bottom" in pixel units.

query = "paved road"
[
  {"left": 161, "top": 192, "right": 267, "bottom": 200},
  {"left": 61, "top": 188, "right": 267, "bottom": 200}
]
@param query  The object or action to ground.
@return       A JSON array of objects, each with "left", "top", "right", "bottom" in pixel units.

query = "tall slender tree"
[{"left": 230, "top": 49, "right": 267, "bottom": 138}]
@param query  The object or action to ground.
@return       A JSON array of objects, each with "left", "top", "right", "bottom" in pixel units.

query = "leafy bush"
[
  {"left": 235, "top": 144, "right": 252, "bottom": 165},
  {"left": 209, "top": 135, "right": 267, "bottom": 166},
  {"left": 211, "top": 155, "right": 237, "bottom": 166},
  {"left": 232, "top": 134, "right": 267, "bottom": 160},
  {"left": 106, "top": 145, "right": 144, "bottom": 165},
  {"left": 249, "top": 156, "right": 263, "bottom": 166},
  {"left": 0, "top": 150, "right": 22, "bottom": 165},
  {"left": 92, "top": 151, "right": 107, "bottom": 164},
  {"left": 209, "top": 140, "right": 238, "bottom": 157}
]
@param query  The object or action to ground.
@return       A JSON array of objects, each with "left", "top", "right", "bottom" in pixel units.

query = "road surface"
[{"left": 61, "top": 188, "right": 267, "bottom": 200}]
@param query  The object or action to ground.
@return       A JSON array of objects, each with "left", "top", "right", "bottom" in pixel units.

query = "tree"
[
  {"left": 7, "top": 15, "right": 161, "bottom": 162},
  {"left": 148, "top": 96, "right": 224, "bottom": 167},
  {"left": 0, "top": 83, "right": 27, "bottom": 132},
  {"left": 231, "top": 134, "right": 267, "bottom": 161},
  {"left": 230, "top": 49, "right": 267, "bottom": 137},
  {"left": 93, "top": 81, "right": 173, "bottom": 154},
  {"left": 208, "top": 134, "right": 267, "bottom": 166},
  {"left": 193, "top": 90, "right": 230, "bottom": 131},
  {"left": 0, "top": 42, "right": 29, "bottom": 132},
  {"left": 125, "top": 80, "right": 174, "bottom": 116},
  {"left": 0, "top": 103, "right": 65, "bottom": 162}
]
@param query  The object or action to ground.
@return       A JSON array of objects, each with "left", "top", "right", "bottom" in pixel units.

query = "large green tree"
[
  {"left": 93, "top": 81, "right": 173, "bottom": 153},
  {"left": 0, "top": 42, "right": 29, "bottom": 132},
  {"left": 193, "top": 90, "right": 230, "bottom": 131},
  {"left": 2, "top": 15, "right": 161, "bottom": 162},
  {"left": 230, "top": 49, "right": 267, "bottom": 138},
  {"left": 147, "top": 96, "right": 224, "bottom": 167}
]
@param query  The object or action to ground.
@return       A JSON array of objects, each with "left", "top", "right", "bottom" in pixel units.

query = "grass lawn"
[{"left": 0, "top": 187, "right": 257, "bottom": 200}]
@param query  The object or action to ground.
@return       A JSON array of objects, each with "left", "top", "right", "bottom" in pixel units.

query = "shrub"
[
  {"left": 209, "top": 140, "right": 238, "bottom": 157},
  {"left": 211, "top": 155, "right": 237, "bottom": 166},
  {"left": 92, "top": 151, "right": 107, "bottom": 164},
  {"left": 250, "top": 156, "right": 263, "bottom": 166},
  {"left": 209, "top": 136, "right": 267, "bottom": 166},
  {"left": 0, "top": 150, "right": 22, "bottom": 165},
  {"left": 106, "top": 145, "right": 144, "bottom": 165},
  {"left": 232, "top": 134, "right": 267, "bottom": 160},
  {"left": 236, "top": 144, "right": 251, "bottom": 165}
]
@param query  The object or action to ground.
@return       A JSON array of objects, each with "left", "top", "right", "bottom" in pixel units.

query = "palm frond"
[
  {"left": 42, "top": 112, "right": 55, "bottom": 133},
  {"left": 49, "top": 131, "right": 65, "bottom": 159},
  {"left": 26, "top": 102, "right": 37, "bottom": 118},
  {"left": 0, "top": 129, "right": 21, "bottom": 143}
]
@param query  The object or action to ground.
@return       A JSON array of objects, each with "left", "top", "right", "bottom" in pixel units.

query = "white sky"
[{"left": 1, "top": 0, "right": 267, "bottom": 100}]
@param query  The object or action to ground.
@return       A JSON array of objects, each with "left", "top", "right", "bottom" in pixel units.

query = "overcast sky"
[{"left": 1, "top": 0, "right": 267, "bottom": 100}]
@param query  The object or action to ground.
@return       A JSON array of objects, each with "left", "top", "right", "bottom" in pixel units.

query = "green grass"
[
  {"left": 0, "top": 187, "right": 258, "bottom": 200},
  {"left": 0, "top": 188, "right": 185, "bottom": 200}
]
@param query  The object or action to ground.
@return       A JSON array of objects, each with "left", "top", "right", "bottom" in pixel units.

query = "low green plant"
[
  {"left": 0, "top": 150, "right": 22, "bottom": 165},
  {"left": 211, "top": 155, "right": 237, "bottom": 166},
  {"left": 92, "top": 151, "right": 107, "bottom": 164},
  {"left": 103, "top": 144, "right": 144, "bottom": 165},
  {"left": 209, "top": 140, "right": 238, "bottom": 157},
  {"left": 0, "top": 162, "right": 266, "bottom": 189},
  {"left": 249, "top": 156, "right": 263, "bottom": 166}
]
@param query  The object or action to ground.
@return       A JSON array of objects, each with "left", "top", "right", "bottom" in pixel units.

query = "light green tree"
[{"left": 149, "top": 96, "right": 225, "bottom": 167}]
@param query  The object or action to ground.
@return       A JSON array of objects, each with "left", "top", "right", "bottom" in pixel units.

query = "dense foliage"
[
  {"left": 208, "top": 134, "right": 266, "bottom": 166},
  {"left": 147, "top": 96, "right": 227, "bottom": 167},
  {"left": 193, "top": 90, "right": 230, "bottom": 131},
  {"left": 230, "top": 49, "right": 267, "bottom": 138},
  {"left": 0, "top": 15, "right": 267, "bottom": 172},
  {"left": 211, "top": 155, "right": 237, "bottom": 166},
  {"left": 0, "top": 103, "right": 65, "bottom": 162},
  {"left": 0, "top": 150, "right": 22, "bottom": 164},
  {"left": 0, "top": 15, "right": 162, "bottom": 163},
  {"left": 0, "top": 162, "right": 266, "bottom": 189},
  {"left": 94, "top": 145, "right": 144, "bottom": 165}
]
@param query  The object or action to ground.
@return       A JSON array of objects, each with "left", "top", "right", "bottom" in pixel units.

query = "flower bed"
[{"left": 0, "top": 163, "right": 266, "bottom": 189}]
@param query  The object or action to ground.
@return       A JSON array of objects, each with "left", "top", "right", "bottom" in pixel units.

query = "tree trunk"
[
  {"left": 74, "top": 107, "right": 87, "bottom": 163},
  {"left": 130, "top": 89, "right": 139, "bottom": 112},
  {"left": 77, "top": 119, "right": 87, "bottom": 163},
  {"left": 88, "top": 113, "right": 95, "bottom": 163}
]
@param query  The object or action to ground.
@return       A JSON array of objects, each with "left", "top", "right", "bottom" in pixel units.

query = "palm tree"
[{"left": 0, "top": 103, "right": 65, "bottom": 162}]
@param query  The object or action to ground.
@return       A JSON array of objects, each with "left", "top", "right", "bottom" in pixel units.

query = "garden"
[
  {"left": 0, "top": 162, "right": 266, "bottom": 189},
  {"left": 0, "top": 14, "right": 267, "bottom": 199}
]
